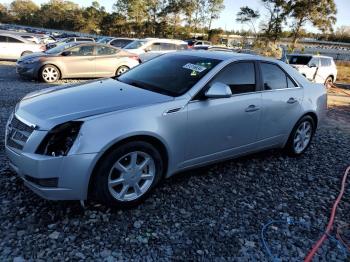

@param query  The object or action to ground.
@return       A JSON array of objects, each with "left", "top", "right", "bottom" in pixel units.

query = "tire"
[
  {"left": 325, "top": 76, "right": 333, "bottom": 87},
  {"left": 21, "top": 51, "right": 33, "bottom": 57},
  {"left": 115, "top": 66, "right": 130, "bottom": 76},
  {"left": 93, "top": 141, "right": 163, "bottom": 208},
  {"left": 40, "top": 65, "right": 60, "bottom": 83},
  {"left": 284, "top": 115, "right": 315, "bottom": 157}
]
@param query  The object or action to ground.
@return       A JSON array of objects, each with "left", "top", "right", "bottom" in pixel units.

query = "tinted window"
[
  {"left": 160, "top": 43, "right": 176, "bottom": 51},
  {"left": 288, "top": 55, "right": 312, "bottom": 65},
  {"left": 118, "top": 54, "right": 221, "bottom": 97},
  {"left": 210, "top": 62, "right": 256, "bottom": 94},
  {"left": 149, "top": 43, "right": 161, "bottom": 51},
  {"left": 124, "top": 40, "right": 147, "bottom": 49},
  {"left": 7, "top": 36, "right": 22, "bottom": 43},
  {"left": 287, "top": 77, "right": 297, "bottom": 88},
  {"left": 96, "top": 46, "right": 117, "bottom": 55},
  {"left": 261, "top": 63, "right": 287, "bottom": 90},
  {"left": 79, "top": 38, "right": 93, "bottom": 42},
  {"left": 111, "top": 39, "right": 132, "bottom": 48},
  {"left": 69, "top": 45, "right": 94, "bottom": 56},
  {"left": 0, "top": 35, "right": 6, "bottom": 42},
  {"left": 177, "top": 44, "right": 188, "bottom": 50}
]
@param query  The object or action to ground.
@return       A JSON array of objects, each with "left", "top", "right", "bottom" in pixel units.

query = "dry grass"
[{"left": 336, "top": 61, "right": 350, "bottom": 83}]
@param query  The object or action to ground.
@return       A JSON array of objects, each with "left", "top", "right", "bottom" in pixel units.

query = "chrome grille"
[{"left": 6, "top": 116, "right": 35, "bottom": 151}]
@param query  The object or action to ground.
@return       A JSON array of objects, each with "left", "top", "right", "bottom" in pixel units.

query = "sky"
[{"left": 2, "top": 0, "right": 350, "bottom": 32}]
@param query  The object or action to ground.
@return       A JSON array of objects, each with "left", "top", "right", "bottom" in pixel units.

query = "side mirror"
[
  {"left": 309, "top": 63, "right": 317, "bottom": 68},
  {"left": 205, "top": 82, "right": 232, "bottom": 99},
  {"left": 61, "top": 51, "right": 71, "bottom": 56}
]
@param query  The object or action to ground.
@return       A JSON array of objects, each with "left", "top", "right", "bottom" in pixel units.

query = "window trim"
[
  {"left": 192, "top": 60, "right": 260, "bottom": 101},
  {"left": 258, "top": 61, "right": 301, "bottom": 92}
]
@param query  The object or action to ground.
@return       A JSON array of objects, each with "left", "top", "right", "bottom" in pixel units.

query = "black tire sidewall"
[
  {"left": 116, "top": 66, "right": 129, "bottom": 76},
  {"left": 41, "top": 65, "right": 60, "bottom": 83},
  {"left": 94, "top": 141, "right": 163, "bottom": 208},
  {"left": 285, "top": 116, "right": 315, "bottom": 156}
]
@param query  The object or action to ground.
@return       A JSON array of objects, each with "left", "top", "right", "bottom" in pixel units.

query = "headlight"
[
  {"left": 36, "top": 121, "right": 83, "bottom": 157},
  {"left": 23, "top": 58, "right": 39, "bottom": 64}
]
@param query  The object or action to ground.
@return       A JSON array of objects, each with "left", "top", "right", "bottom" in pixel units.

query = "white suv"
[
  {"left": 287, "top": 54, "right": 337, "bottom": 85},
  {"left": 123, "top": 38, "right": 188, "bottom": 62}
]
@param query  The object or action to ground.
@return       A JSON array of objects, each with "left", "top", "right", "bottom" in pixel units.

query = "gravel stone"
[{"left": 0, "top": 61, "right": 349, "bottom": 261}]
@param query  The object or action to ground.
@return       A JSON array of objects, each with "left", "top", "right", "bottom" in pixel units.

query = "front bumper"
[
  {"left": 5, "top": 146, "right": 97, "bottom": 200},
  {"left": 16, "top": 62, "right": 39, "bottom": 79}
]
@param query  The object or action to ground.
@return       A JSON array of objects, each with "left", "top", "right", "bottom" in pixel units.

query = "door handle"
[
  {"left": 245, "top": 105, "right": 260, "bottom": 112},
  {"left": 287, "top": 97, "right": 298, "bottom": 104}
]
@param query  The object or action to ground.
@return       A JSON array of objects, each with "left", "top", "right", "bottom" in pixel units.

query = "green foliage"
[{"left": 236, "top": 6, "right": 260, "bottom": 36}]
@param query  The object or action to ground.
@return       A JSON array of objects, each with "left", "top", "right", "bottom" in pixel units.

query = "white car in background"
[
  {"left": 123, "top": 38, "right": 188, "bottom": 62},
  {"left": 0, "top": 33, "right": 45, "bottom": 60},
  {"left": 287, "top": 54, "right": 337, "bottom": 85}
]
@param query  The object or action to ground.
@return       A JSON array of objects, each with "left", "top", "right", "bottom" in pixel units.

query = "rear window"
[
  {"left": 288, "top": 55, "right": 312, "bottom": 65},
  {"left": 118, "top": 54, "right": 221, "bottom": 97}
]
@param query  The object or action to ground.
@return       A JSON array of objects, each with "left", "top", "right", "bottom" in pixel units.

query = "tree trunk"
[{"left": 292, "top": 18, "right": 304, "bottom": 48}]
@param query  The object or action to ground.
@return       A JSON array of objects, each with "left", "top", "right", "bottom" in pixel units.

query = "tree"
[
  {"left": 207, "top": 0, "right": 224, "bottom": 31},
  {"left": 236, "top": 6, "right": 260, "bottom": 37},
  {"left": 261, "top": 0, "right": 290, "bottom": 43},
  {"left": 289, "top": 0, "right": 337, "bottom": 47},
  {"left": 10, "top": 0, "right": 39, "bottom": 25}
]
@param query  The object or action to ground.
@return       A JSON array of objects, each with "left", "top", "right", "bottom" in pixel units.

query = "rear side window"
[
  {"left": 111, "top": 39, "right": 132, "bottom": 48},
  {"left": 177, "top": 44, "right": 188, "bottom": 50},
  {"left": 96, "top": 46, "right": 117, "bottom": 55},
  {"left": 7, "top": 36, "right": 22, "bottom": 43},
  {"left": 261, "top": 63, "right": 287, "bottom": 90},
  {"left": 288, "top": 56, "right": 312, "bottom": 65},
  {"left": 69, "top": 45, "right": 94, "bottom": 56},
  {"left": 261, "top": 63, "right": 297, "bottom": 90},
  {"left": 160, "top": 43, "right": 176, "bottom": 51},
  {"left": 321, "top": 58, "right": 331, "bottom": 67},
  {"left": 210, "top": 62, "right": 256, "bottom": 94}
]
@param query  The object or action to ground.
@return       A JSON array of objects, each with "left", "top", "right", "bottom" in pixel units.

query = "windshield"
[
  {"left": 45, "top": 42, "right": 79, "bottom": 54},
  {"left": 117, "top": 54, "right": 221, "bottom": 97},
  {"left": 97, "top": 37, "right": 112, "bottom": 44},
  {"left": 288, "top": 55, "right": 312, "bottom": 65},
  {"left": 124, "top": 40, "right": 147, "bottom": 49}
]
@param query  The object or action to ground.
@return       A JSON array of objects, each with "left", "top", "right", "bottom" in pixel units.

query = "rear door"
[
  {"left": 1, "top": 36, "right": 26, "bottom": 59},
  {"left": 258, "top": 62, "right": 303, "bottom": 145},
  {"left": 63, "top": 44, "right": 96, "bottom": 78},
  {"left": 0, "top": 35, "right": 7, "bottom": 59},
  {"left": 94, "top": 45, "right": 119, "bottom": 77}
]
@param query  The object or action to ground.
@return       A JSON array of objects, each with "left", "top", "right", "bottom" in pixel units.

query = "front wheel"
[
  {"left": 325, "top": 76, "right": 333, "bottom": 87},
  {"left": 93, "top": 141, "right": 163, "bottom": 207},
  {"left": 115, "top": 66, "right": 130, "bottom": 76},
  {"left": 284, "top": 116, "right": 315, "bottom": 156},
  {"left": 41, "top": 65, "right": 60, "bottom": 83}
]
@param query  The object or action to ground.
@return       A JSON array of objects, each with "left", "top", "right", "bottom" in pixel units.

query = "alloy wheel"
[
  {"left": 293, "top": 121, "right": 312, "bottom": 154},
  {"left": 108, "top": 151, "right": 156, "bottom": 202},
  {"left": 42, "top": 66, "right": 59, "bottom": 83},
  {"left": 116, "top": 66, "right": 129, "bottom": 76}
]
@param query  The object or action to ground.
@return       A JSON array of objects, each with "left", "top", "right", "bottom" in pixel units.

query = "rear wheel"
[
  {"left": 325, "top": 76, "right": 333, "bottom": 87},
  {"left": 21, "top": 51, "right": 33, "bottom": 57},
  {"left": 93, "top": 141, "right": 163, "bottom": 207},
  {"left": 41, "top": 65, "right": 60, "bottom": 83},
  {"left": 285, "top": 115, "right": 315, "bottom": 156},
  {"left": 115, "top": 66, "right": 130, "bottom": 76}
]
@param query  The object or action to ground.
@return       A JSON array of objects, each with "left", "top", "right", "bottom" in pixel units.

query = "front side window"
[
  {"left": 0, "top": 35, "right": 6, "bottom": 42},
  {"left": 124, "top": 40, "right": 147, "bottom": 49},
  {"left": 177, "top": 44, "right": 188, "bottom": 50},
  {"left": 209, "top": 62, "right": 256, "bottom": 95},
  {"left": 69, "top": 45, "right": 94, "bottom": 56},
  {"left": 159, "top": 43, "right": 176, "bottom": 51},
  {"left": 118, "top": 54, "right": 221, "bottom": 97},
  {"left": 261, "top": 63, "right": 297, "bottom": 90},
  {"left": 111, "top": 39, "right": 132, "bottom": 48}
]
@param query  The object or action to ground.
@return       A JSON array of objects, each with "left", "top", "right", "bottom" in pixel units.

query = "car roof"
[
  {"left": 173, "top": 50, "right": 260, "bottom": 61},
  {"left": 288, "top": 53, "right": 333, "bottom": 59}
]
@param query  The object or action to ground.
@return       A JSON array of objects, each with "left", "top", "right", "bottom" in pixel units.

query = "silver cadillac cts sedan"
[{"left": 5, "top": 51, "right": 327, "bottom": 207}]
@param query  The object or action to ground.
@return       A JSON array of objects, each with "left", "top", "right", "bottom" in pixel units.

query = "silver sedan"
[{"left": 5, "top": 51, "right": 327, "bottom": 207}]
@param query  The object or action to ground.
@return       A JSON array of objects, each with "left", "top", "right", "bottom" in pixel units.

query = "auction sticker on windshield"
[{"left": 183, "top": 63, "right": 207, "bottom": 73}]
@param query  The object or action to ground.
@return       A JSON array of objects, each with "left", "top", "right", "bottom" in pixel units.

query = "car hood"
[
  {"left": 17, "top": 52, "right": 54, "bottom": 62},
  {"left": 15, "top": 78, "right": 173, "bottom": 130}
]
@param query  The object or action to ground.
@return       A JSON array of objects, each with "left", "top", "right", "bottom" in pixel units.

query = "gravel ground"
[{"left": 0, "top": 61, "right": 349, "bottom": 261}]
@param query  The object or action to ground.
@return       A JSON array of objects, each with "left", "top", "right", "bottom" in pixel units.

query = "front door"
[{"left": 185, "top": 61, "right": 262, "bottom": 165}]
